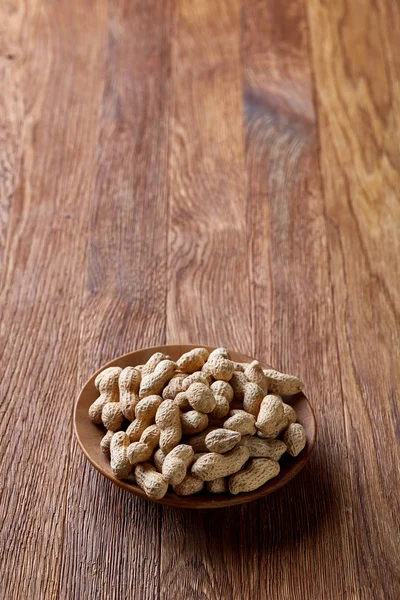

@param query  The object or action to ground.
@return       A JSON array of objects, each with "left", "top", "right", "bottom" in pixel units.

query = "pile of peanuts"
[{"left": 88, "top": 348, "right": 307, "bottom": 500}]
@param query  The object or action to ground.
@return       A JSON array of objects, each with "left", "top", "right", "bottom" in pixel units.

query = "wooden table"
[{"left": 1, "top": 1, "right": 399, "bottom": 599}]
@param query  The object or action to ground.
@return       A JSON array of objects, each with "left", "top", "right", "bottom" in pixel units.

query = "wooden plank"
[
  {"left": 0, "top": 7, "right": 24, "bottom": 280},
  {"left": 307, "top": 1, "right": 400, "bottom": 598},
  {"left": 161, "top": 2, "right": 254, "bottom": 599},
  {"left": 0, "top": 1, "right": 105, "bottom": 598},
  {"left": 242, "top": 1, "right": 360, "bottom": 598},
  {"left": 58, "top": 1, "right": 173, "bottom": 598},
  {"left": 165, "top": 0, "right": 251, "bottom": 352}
]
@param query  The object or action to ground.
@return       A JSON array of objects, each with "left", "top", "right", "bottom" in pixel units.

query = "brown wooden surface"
[{"left": 0, "top": 0, "right": 399, "bottom": 598}]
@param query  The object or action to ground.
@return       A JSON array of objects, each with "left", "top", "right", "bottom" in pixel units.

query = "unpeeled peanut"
[
  {"left": 119, "top": 366, "right": 141, "bottom": 420},
  {"left": 191, "top": 446, "right": 250, "bottom": 481},
  {"left": 181, "top": 372, "right": 210, "bottom": 390},
  {"left": 245, "top": 361, "right": 269, "bottom": 394},
  {"left": 173, "top": 391, "right": 190, "bottom": 410},
  {"left": 229, "top": 458, "right": 280, "bottom": 494},
  {"left": 162, "top": 444, "right": 194, "bottom": 485},
  {"left": 127, "top": 425, "right": 160, "bottom": 465},
  {"left": 283, "top": 423, "right": 306, "bottom": 456},
  {"left": 255, "top": 394, "right": 284, "bottom": 437},
  {"left": 177, "top": 348, "right": 209, "bottom": 373},
  {"left": 139, "top": 360, "right": 176, "bottom": 398},
  {"left": 242, "top": 382, "right": 264, "bottom": 417},
  {"left": 100, "top": 430, "right": 114, "bottom": 458},
  {"left": 205, "top": 429, "right": 241, "bottom": 453},
  {"left": 181, "top": 410, "right": 209, "bottom": 435},
  {"left": 126, "top": 395, "right": 163, "bottom": 442},
  {"left": 155, "top": 399, "right": 182, "bottom": 454},
  {"left": 223, "top": 410, "right": 256, "bottom": 436},
  {"left": 207, "top": 350, "right": 234, "bottom": 381},
  {"left": 186, "top": 382, "right": 216, "bottom": 413},
  {"left": 210, "top": 381, "right": 234, "bottom": 418},
  {"left": 238, "top": 436, "right": 287, "bottom": 460},
  {"left": 162, "top": 373, "right": 186, "bottom": 400},
  {"left": 263, "top": 368, "right": 304, "bottom": 395},
  {"left": 173, "top": 474, "right": 204, "bottom": 496},
  {"left": 110, "top": 431, "right": 132, "bottom": 479},
  {"left": 185, "top": 426, "right": 218, "bottom": 452},
  {"left": 142, "top": 352, "right": 168, "bottom": 377},
  {"left": 135, "top": 462, "right": 168, "bottom": 500},
  {"left": 89, "top": 366, "right": 121, "bottom": 424},
  {"left": 206, "top": 478, "right": 228, "bottom": 493},
  {"left": 101, "top": 402, "right": 124, "bottom": 431}
]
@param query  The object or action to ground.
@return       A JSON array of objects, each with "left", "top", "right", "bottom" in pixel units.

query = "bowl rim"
[{"left": 74, "top": 344, "right": 317, "bottom": 509}]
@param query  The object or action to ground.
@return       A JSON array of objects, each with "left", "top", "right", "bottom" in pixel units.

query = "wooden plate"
[{"left": 74, "top": 345, "right": 317, "bottom": 508}]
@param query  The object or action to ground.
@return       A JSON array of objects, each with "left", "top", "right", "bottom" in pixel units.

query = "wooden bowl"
[{"left": 74, "top": 345, "right": 317, "bottom": 508}]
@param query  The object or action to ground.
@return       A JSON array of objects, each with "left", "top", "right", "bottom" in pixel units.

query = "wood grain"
[
  {"left": 307, "top": 1, "right": 400, "bottom": 598},
  {"left": 58, "top": 2, "right": 173, "bottom": 599},
  {"left": 243, "top": 1, "right": 360, "bottom": 597},
  {"left": 161, "top": 2, "right": 253, "bottom": 599},
  {"left": 0, "top": 1, "right": 105, "bottom": 598},
  {"left": 0, "top": 0, "right": 399, "bottom": 598}
]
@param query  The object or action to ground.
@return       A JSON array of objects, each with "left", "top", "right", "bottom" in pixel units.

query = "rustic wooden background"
[{"left": 1, "top": 0, "right": 399, "bottom": 598}]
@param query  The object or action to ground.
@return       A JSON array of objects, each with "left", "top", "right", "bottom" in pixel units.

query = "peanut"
[
  {"left": 229, "top": 458, "right": 280, "bottom": 494},
  {"left": 255, "top": 394, "right": 284, "bottom": 437},
  {"left": 162, "top": 444, "right": 194, "bottom": 485},
  {"left": 110, "top": 431, "right": 132, "bottom": 479},
  {"left": 210, "top": 381, "right": 234, "bottom": 418},
  {"left": 162, "top": 373, "right": 186, "bottom": 400},
  {"left": 209, "top": 347, "right": 231, "bottom": 359},
  {"left": 91, "top": 348, "right": 307, "bottom": 500},
  {"left": 263, "top": 368, "right": 304, "bottom": 395},
  {"left": 181, "top": 410, "right": 209, "bottom": 435},
  {"left": 142, "top": 352, "right": 168, "bottom": 377},
  {"left": 126, "top": 395, "right": 163, "bottom": 442},
  {"left": 283, "top": 423, "right": 306, "bottom": 456},
  {"left": 206, "top": 478, "right": 228, "bottom": 493},
  {"left": 186, "top": 382, "right": 216, "bottom": 413},
  {"left": 223, "top": 410, "right": 256, "bottom": 436},
  {"left": 191, "top": 446, "right": 250, "bottom": 481},
  {"left": 127, "top": 425, "right": 160, "bottom": 466},
  {"left": 185, "top": 426, "right": 218, "bottom": 452},
  {"left": 181, "top": 372, "right": 210, "bottom": 390},
  {"left": 242, "top": 382, "right": 264, "bottom": 417},
  {"left": 155, "top": 399, "right": 182, "bottom": 454},
  {"left": 153, "top": 448, "right": 166, "bottom": 472},
  {"left": 139, "top": 360, "right": 176, "bottom": 399},
  {"left": 230, "top": 371, "right": 248, "bottom": 401},
  {"left": 100, "top": 430, "right": 114, "bottom": 458},
  {"left": 245, "top": 360, "right": 269, "bottom": 394},
  {"left": 119, "top": 366, "right": 141, "bottom": 421},
  {"left": 173, "top": 391, "right": 190, "bottom": 410},
  {"left": 201, "top": 361, "right": 214, "bottom": 383},
  {"left": 205, "top": 429, "right": 241, "bottom": 453},
  {"left": 134, "top": 462, "right": 168, "bottom": 500},
  {"left": 173, "top": 474, "right": 204, "bottom": 496},
  {"left": 238, "top": 436, "right": 287, "bottom": 460},
  {"left": 101, "top": 401, "right": 124, "bottom": 431},
  {"left": 89, "top": 366, "right": 121, "bottom": 424},
  {"left": 207, "top": 350, "right": 234, "bottom": 382},
  {"left": 176, "top": 348, "right": 209, "bottom": 373}
]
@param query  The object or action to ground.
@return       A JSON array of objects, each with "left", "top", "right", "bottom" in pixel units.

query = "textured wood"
[
  {"left": 307, "top": 1, "right": 400, "bottom": 598},
  {"left": 161, "top": 2, "right": 254, "bottom": 598},
  {"left": 0, "top": 1, "right": 104, "bottom": 598},
  {"left": 0, "top": 0, "right": 399, "bottom": 598},
  {"left": 58, "top": 2, "right": 173, "bottom": 599},
  {"left": 242, "top": 1, "right": 361, "bottom": 598}
]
